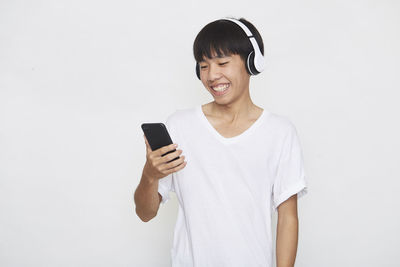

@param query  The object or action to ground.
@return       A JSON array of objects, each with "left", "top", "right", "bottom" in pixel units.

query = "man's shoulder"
[
  {"left": 265, "top": 110, "right": 297, "bottom": 134},
  {"left": 166, "top": 106, "right": 197, "bottom": 123},
  {"left": 165, "top": 107, "right": 198, "bottom": 142}
]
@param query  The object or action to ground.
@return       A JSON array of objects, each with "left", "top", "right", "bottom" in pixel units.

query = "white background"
[{"left": 1, "top": 0, "right": 399, "bottom": 266}]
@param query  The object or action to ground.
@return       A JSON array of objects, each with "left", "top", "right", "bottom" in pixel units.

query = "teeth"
[{"left": 212, "top": 84, "right": 229, "bottom": 91}]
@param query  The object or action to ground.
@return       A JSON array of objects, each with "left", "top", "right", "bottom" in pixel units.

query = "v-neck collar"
[{"left": 196, "top": 104, "right": 269, "bottom": 145}]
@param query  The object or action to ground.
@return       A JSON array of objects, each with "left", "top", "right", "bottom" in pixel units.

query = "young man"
[{"left": 134, "top": 17, "right": 308, "bottom": 267}]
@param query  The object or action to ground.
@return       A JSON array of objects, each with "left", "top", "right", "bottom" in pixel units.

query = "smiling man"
[{"left": 134, "top": 17, "right": 308, "bottom": 267}]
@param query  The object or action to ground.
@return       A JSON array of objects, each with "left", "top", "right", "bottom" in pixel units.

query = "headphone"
[{"left": 195, "top": 18, "right": 265, "bottom": 80}]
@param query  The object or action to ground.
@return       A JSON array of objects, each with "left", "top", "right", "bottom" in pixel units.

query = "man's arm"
[
  {"left": 134, "top": 172, "right": 162, "bottom": 222},
  {"left": 276, "top": 194, "right": 299, "bottom": 267}
]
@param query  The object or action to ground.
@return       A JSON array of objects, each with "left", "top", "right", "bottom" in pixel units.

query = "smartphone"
[{"left": 141, "top": 123, "right": 180, "bottom": 163}]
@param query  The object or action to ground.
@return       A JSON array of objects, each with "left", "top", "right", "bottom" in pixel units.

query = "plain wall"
[{"left": 1, "top": 0, "right": 399, "bottom": 266}]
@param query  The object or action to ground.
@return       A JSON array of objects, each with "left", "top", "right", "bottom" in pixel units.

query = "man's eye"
[
  {"left": 219, "top": 62, "right": 229, "bottom": 66},
  {"left": 200, "top": 66, "right": 207, "bottom": 69}
]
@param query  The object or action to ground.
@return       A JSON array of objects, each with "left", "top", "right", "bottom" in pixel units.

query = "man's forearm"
[
  {"left": 276, "top": 215, "right": 298, "bottom": 267},
  {"left": 134, "top": 172, "right": 160, "bottom": 222}
]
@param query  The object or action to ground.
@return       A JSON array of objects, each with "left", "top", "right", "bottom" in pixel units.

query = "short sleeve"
[
  {"left": 158, "top": 173, "right": 174, "bottom": 205},
  {"left": 157, "top": 113, "right": 177, "bottom": 205},
  {"left": 272, "top": 123, "right": 308, "bottom": 211}
]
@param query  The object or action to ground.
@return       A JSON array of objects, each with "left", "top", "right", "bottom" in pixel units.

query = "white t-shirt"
[{"left": 158, "top": 105, "right": 308, "bottom": 267}]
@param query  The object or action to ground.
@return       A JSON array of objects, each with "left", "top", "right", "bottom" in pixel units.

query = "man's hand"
[{"left": 143, "top": 135, "right": 186, "bottom": 182}]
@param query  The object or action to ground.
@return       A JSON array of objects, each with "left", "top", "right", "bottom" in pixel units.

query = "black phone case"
[{"left": 141, "top": 123, "right": 180, "bottom": 163}]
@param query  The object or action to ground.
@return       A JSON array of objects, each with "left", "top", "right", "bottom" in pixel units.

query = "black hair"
[{"left": 193, "top": 17, "right": 264, "bottom": 64}]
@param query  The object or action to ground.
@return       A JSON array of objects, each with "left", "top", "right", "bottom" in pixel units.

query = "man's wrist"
[{"left": 142, "top": 171, "right": 157, "bottom": 185}]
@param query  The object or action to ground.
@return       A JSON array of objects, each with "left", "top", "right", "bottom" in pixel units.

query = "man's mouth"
[{"left": 211, "top": 83, "right": 230, "bottom": 92}]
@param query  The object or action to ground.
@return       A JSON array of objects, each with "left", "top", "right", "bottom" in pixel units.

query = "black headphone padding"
[
  {"left": 196, "top": 62, "right": 200, "bottom": 80},
  {"left": 247, "top": 51, "right": 260, "bottom": 76}
]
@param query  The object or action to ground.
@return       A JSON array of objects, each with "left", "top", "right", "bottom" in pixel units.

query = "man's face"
[{"left": 198, "top": 52, "right": 250, "bottom": 103}]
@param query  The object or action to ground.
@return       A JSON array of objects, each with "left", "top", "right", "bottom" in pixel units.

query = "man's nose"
[{"left": 207, "top": 64, "right": 222, "bottom": 82}]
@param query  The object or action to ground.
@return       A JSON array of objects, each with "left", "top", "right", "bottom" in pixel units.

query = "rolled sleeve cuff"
[
  {"left": 158, "top": 183, "right": 170, "bottom": 205},
  {"left": 273, "top": 179, "right": 308, "bottom": 212}
]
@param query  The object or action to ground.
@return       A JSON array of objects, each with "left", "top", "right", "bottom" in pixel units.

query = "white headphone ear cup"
[
  {"left": 253, "top": 51, "right": 265, "bottom": 73},
  {"left": 247, "top": 51, "right": 261, "bottom": 75}
]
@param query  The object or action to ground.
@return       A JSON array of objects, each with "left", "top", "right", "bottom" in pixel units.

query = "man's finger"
[{"left": 157, "top": 143, "right": 178, "bottom": 157}]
